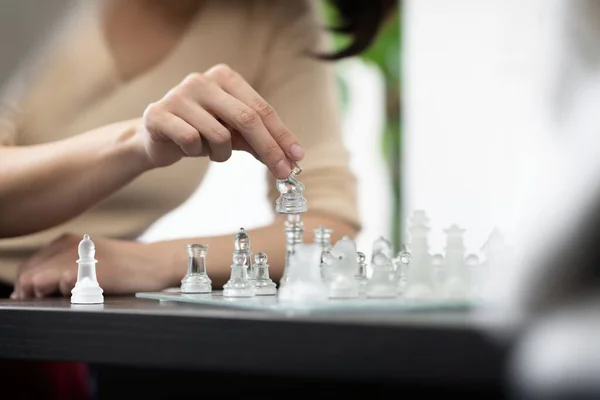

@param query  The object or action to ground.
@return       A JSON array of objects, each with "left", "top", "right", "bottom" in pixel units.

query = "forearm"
[
  {"left": 162, "top": 212, "right": 358, "bottom": 288},
  {"left": 0, "top": 119, "right": 150, "bottom": 238}
]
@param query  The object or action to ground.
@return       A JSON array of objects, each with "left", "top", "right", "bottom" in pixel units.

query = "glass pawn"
[
  {"left": 365, "top": 252, "right": 397, "bottom": 298},
  {"left": 314, "top": 226, "right": 333, "bottom": 280},
  {"left": 234, "top": 228, "right": 253, "bottom": 277},
  {"left": 250, "top": 252, "right": 277, "bottom": 296},
  {"left": 354, "top": 251, "right": 369, "bottom": 295},
  {"left": 395, "top": 245, "right": 412, "bottom": 294},
  {"left": 223, "top": 253, "right": 255, "bottom": 297},
  {"left": 181, "top": 244, "right": 212, "bottom": 293},
  {"left": 71, "top": 234, "right": 104, "bottom": 304}
]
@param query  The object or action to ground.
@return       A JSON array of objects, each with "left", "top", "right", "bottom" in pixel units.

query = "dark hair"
[{"left": 321, "top": 0, "right": 398, "bottom": 60}]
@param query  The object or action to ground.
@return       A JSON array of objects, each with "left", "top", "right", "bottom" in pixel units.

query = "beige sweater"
[{"left": 0, "top": 0, "right": 359, "bottom": 283}]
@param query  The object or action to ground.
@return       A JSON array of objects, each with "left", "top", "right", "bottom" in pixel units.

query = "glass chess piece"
[
  {"left": 464, "top": 254, "right": 481, "bottom": 298},
  {"left": 250, "top": 252, "right": 277, "bottom": 296},
  {"left": 371, "top": 236, "right": 393, "bottom": 261},
  {"left": 395, "top": 245, "right": 412, "bottom": 295},
  {"left": 320, "top": 249, "right": 335, "bottom": 283},
  {"left": 71, "top": 234, "right": 104, "bottom": 304},
  {"left": 404, "top": 210, "right": 435, "bottom": 299},
  {"left": 278, "top": 243, "right": 328, "bottom": 303},
  {"left": 223, "top": 253, "right": 255, "bottom": 297},
  {"left": 365, "top": 252, "right": 397, "bottom": 298},
  {"left": 327, "top": 237, "right": 360, "bottom": 298},
  {"left": 180, "top": 244, "right": 212, "bottom": 294},
  {"left": 430, "top": 253, "right": 445, "bottom": 293},
  {"left": 441, "top": 224, "right": 469, "bottom": 299},
  {"left": 314, "top": 226, "right": 333, "bottom": 280},
  {"left": 354, "top": 251, "right": 369, "bottom": 295},
  {"left": 234, "top": 228, "right": 253, "bottom": 277},
  {"left": 275, "top": 164, "right": 307, "bottom": 214}
]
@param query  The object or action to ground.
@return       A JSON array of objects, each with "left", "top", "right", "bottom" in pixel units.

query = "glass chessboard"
[{"left": 135, "top": 289, "right": 479, "bottom": 314}]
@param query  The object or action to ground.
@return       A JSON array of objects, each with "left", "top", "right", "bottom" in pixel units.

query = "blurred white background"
[{"left": 402, "top": 0, "right": 550, "bottom": 255}]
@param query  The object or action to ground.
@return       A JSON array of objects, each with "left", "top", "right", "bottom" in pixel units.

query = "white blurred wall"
[{"left": 402, "top": 0, "right": 549, "bottom": 255}]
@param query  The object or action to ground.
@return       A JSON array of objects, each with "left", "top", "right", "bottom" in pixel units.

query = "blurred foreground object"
[{"left": 476, "top": 0, "right": 600, "bottom": 397}]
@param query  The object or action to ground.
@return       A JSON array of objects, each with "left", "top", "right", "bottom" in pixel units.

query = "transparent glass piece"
[
  {"left": 71, "top": 234, "right": 103, "bottom": 304},
  {"left": 327, "top": 237, "right": 360, "bottom": 298},
  {"left": 371, "top": 236, "right": 393, "bottom": 262},
  {"left": 250, "top": 252, "right": 277, "bottom": 296},
  {"left": 223, "top": 253, "right": 255, "bottom": 297},
  {"left": 275, "top": 166, "right": 307, "bottom": 214},
  {"left": 233, "top": 227, "right": 253, "bottom": 275},
  {"left": 314, "top": 225, "right": 333, "bottom": 280},
  {"left": 395, "top": 245, "right": 412, "bottom": 292},
  {"left": 465, "top": 254, "right": 479, "bottom": 267},
  {"left": 280, "top": 214, "right": 304, "bottom": 287},
  {"left": 430, "top": 253, "right": 445, "bottom": 292},
  {"left": 354, "top": 251, "right": 369, "bottom": 295},
  {"left": 181, "top": 244, "right": 212, "bottom": 294},
  {"left": 234, "top": 227, "right": 250, "bottom": 252},
  {"left": 313, "top": 226, "right": 333, "bottom": 249},
  {"left": 278, "top": 243, "right": 328, "bottom": 303},
  {"left": 365, "top": 252, "right": 397, "bottom": 298}
]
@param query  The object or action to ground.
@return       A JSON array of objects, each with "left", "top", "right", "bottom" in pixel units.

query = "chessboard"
[{"left": 135, "top": 289, "right": 478, "bottom": 315}]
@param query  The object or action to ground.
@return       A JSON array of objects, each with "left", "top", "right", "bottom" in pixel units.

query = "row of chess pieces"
[{"left": 176, "top": 215, "right": 508, "bottom": 302}]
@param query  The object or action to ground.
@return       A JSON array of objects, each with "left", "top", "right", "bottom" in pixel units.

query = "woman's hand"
[
  {"left": 11, "top": 234, "right": 177, "bottom": 299},
  {"left": 139, "top": 64, "right": 305, "bottom": 179}
]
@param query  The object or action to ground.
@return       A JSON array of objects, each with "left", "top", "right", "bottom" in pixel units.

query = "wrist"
[{"left": 154, "top": 240, "right": 188, "bottom": 288}]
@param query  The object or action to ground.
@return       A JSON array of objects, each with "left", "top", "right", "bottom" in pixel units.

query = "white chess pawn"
[
  {"left": 223, "top": 253, "right": 255, "bottom": 297},
  {"left": 395, "top": 246, "right": 412, "bottom": 294},
  {"left": 327, "top": 237, "right": 360, "bottom": 299},
  {"left": 71, "top": 234, "right": 104, "bottom": 304},
  {"left": 365, "top": 252, "right": 397, "bottom": 298},
  {"left": 354, "top": 252, "right": 369, "bottom": 295},
  {"left": 250, "top": 252, "right": 277, "bottom": 296}
]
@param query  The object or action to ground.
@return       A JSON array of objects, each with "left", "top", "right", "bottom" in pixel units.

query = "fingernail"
[
  {"left": 274, "top": 159, "right": 291, "bottom": 179},
  {"left": 289, "top": 144, "right": 305, "bottom": 160},
  {"left": 9, "top": 292, "right": 16, "bottom": 299}
]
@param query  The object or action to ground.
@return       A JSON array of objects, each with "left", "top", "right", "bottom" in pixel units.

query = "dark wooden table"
[{"left": 0, "top": 296, "right": 514, "bottom": 397}]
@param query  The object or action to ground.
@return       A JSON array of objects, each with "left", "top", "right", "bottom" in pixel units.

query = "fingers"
[
  {"left": 206, "top": 64, "right": 305, "bottom": 161},
  {"left": 31, "top": 269, "right": 63, "bottom": 298},
  {"left": 144, "top": 64, "right": 304, "bottom": 178},
  {"left": 168, "top": 97, "right": 233, "bottom": 162},
  {"left": 143, "top": 104, "right": 203, "bottom": 157},
  {"left": 14, "top": 272, "right": 34, "bottom": 299},
  {"left": 198, "top": 85, "right": 292, "bottom": 178},
  {"left": 59, "top": 270, "right": 77, "bottom": 297},
  {"left": 13, "top": 269, "right": 76, "bottom": 299},
  {"left": 12, "top": 233, "right": 79, "bottom": 300}
]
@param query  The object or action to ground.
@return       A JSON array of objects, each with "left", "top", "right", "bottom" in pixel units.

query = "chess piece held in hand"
[
  {"left": 71, "top": 234, "right": 104, "bottom": 304},
  {"left": 275, "top": 163, "right": 307, "bottom": 214}
]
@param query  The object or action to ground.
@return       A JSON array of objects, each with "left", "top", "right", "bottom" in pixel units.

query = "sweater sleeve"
[
  {"left": 0, "top": 1, "right": 121, "bottom": 146},
  {"left": 256, "top": 0, "right": 361, "bottom": 231}
]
